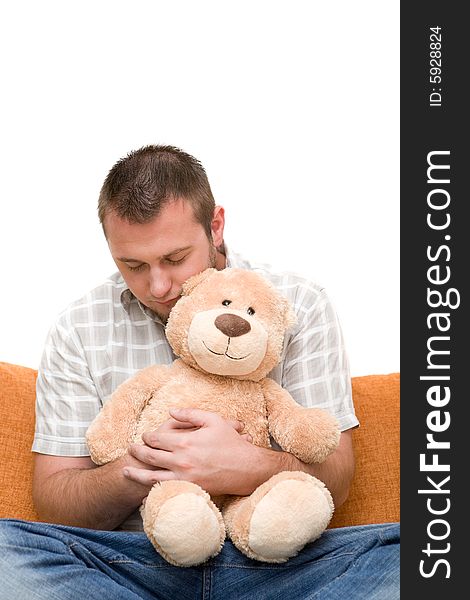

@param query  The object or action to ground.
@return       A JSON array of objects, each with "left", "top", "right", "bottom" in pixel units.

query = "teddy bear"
[{"left": 86, "top": 267, "right": 340, "bottom": 567}]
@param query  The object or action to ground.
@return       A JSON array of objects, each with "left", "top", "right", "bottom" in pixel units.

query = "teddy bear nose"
[{"left": 215, "top": 313, "right": 251, "bottom": 337}]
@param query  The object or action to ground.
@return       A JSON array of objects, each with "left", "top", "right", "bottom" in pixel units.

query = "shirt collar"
[
  {"left": 120, "top": 287, "right": 134, "bottom": 313},
  {"left": 224, "top": 242, "right": 251, "bottom": 269}
]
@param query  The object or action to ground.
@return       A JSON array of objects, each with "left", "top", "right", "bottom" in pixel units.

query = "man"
[{"left": 0, "top": 145, "right": 399, "bottom": 598}]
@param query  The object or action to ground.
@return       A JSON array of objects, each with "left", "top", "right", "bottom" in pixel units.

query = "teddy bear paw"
[
  {"left": 142, "top": 481, "right": 226, "bottom": 567},
  {"left": 231, "top": 472, "right": 333, "bottom": 563}
]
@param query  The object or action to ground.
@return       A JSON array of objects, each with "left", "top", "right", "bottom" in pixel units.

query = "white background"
[{"left": 0, "top": 1, "right": 399, "bottom": 376}]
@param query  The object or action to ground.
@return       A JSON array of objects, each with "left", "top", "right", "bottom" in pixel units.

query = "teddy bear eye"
[
  {"left": 247, "top": 307, "right": 255, "bottom": 316},
  {"left": 222, "top": 299, "right": 232, "bottom": 306}
]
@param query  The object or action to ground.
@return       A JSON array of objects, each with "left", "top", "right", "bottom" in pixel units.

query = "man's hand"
[
  {"left": 125, "top": 408, "right": 258, "bottom": 496},
  {"left": 125, "top": 408, "right": 355, "bottom": 508}
]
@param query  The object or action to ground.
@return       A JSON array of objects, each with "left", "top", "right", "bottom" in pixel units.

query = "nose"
[
  {"left": 215, "top": 314, "right": 251, "bottom": 337},
  {"left": 149, "top": 267, "right": 172, "bottom": 299}
]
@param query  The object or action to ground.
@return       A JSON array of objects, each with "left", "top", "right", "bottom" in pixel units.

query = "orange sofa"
[{"left": 0, "top": 361, "right": 399, "bottom": 527}]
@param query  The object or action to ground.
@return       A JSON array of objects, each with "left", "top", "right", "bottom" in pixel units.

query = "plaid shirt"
[{"left": 33, "top": 247, "right": 358, "bottom": 458}]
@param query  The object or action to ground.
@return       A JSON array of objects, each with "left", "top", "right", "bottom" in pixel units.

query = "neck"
[{"left": 215, "top": 246, "right": 227, "bottom": 270}]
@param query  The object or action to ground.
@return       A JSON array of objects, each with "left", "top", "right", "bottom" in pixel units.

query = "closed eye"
[
  {"left": 164, "top": 256, "right": 186, "bottom": 265},
  {"left": 127, "top": 263, "right": 146, "bottom": 272},
  {"left": 126, "top": 255, "right": 187, "bottom": 271}
]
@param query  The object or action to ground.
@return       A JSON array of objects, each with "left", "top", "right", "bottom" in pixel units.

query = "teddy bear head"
[{"left": 165, "top": 268, "right": 296, "bottom": 382}]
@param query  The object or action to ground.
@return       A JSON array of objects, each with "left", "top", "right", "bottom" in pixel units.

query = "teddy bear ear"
[{"left": 182, "top": 268, "right": 218, "bottom": 296}]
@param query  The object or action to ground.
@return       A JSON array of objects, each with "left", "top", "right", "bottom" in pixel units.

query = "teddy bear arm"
[
  {"left": 86, "top": 364, "right": 171, "bottom": 465},
  {"left": 261, "top": 378, "right": 341, "bottom": 464}
]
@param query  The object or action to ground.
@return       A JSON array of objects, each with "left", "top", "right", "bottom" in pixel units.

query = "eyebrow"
[{"left": 117, "top": 246, "right": 192, "bottom": 263}]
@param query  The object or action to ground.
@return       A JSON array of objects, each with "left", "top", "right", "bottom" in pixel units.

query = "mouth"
[
  {"left": 202, "top": 340, "right": 250, "bottom": 361},
  {"left": 150, "top": 295, "right": 181, "bottom": 306}
]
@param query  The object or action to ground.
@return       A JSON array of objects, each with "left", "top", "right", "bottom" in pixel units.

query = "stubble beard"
[{"left": 156, "top": 244, "right": 219, "bottom": 324}]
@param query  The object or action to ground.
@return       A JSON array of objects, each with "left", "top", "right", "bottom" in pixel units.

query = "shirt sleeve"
[
  {"left": 280, "top": 288, "right": 359, "bottom": 432},
  {"left": 32, "top": 313, "right": 101, "bottom": 456}
]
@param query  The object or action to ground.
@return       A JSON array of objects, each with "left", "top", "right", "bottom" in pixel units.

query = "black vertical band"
[{"left": 401, "top": 2, "right": 467, "bottom": 595}]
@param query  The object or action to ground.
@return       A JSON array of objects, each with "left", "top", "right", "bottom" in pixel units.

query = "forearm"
[
  {"left": 121, "top": 411, "right": 354, "bottom": 508},
  {"left": 246, "top": 431, "right": 355, "bottom": 508},
  {"left": 33, "top": 454, "right": 151, "bottom": 530},
  {"left": 275, "top": 449, "right": 353, "bottom": 508}
]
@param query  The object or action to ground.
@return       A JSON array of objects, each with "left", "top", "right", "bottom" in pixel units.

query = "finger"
[
  {"left": 226, "top": 419, "right": 245, "bottom": 433},
  {"left": 240, "top": 433, "right": 253, "bottom": 443},
  {"left": 141, "top": 428, "right": 194, "bottom": 450},
  {"left": 140, "top": 429, "right": 174, "bottom": 449},
  {"left": 123, "top": 466, "right": 176, "bottom": 487},
  {"left": 158, "top": 418, "right": 199, "bottom": 432},
  {"left": 129, "top": 443, "right": 174, "bottom": 469},
  {"left": 169, "top": 407, "right": 220, "bottom": 427}
]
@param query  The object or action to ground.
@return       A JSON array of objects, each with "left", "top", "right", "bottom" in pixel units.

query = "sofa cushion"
[
  {"left": 0, "top": 362, "right": 39, "bottom": 521},
  {"left": 0, "top": 362, "right": 399, "bottom": 527},
  {"left": 329, "top": 373, "right": 400, "bottom": 527}
]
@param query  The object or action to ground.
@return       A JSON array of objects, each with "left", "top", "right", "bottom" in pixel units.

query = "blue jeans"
[{"left": 0, "top": 519, "right": 399, "bottom": 599}]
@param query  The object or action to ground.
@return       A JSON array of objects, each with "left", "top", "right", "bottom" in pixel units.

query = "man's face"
[{"left": 104, "top": 199, "right": 225, "bottom": 323}]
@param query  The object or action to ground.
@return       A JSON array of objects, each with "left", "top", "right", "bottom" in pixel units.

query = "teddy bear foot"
[
  {"left": 226, "top": 471, "right": 334, "bottom": 563},
  {"left": 141, "top": 480, "right": 226, "bottom": 567}
]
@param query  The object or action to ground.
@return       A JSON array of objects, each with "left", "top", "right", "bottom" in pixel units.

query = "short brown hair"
[{"left": 98, "top": 145, "right": 215, "bottom": 237}]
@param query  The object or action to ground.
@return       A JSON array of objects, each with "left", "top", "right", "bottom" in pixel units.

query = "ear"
[
  {"left": 182, "top": 268, "right": 218, "bottom": 296},
  {"left": 210, "top": 205, "right": 225, "bottom": 248}
]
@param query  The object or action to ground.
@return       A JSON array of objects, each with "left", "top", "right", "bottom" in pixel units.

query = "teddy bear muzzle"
[
  {"left": 214, "top": 313, "right": 251, "bottom": 337},
  {"left": 187, "top": 308, "right": 268, "bottom": 376}
]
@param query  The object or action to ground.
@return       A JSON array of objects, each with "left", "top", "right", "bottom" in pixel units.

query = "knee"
[
  {"left": 0, "top": 518, "right": 29, "bottom": 546},
  {"left": 0, "top": 519, "right": 59, "bottom": 599},
  {"left": 378, "top": 522, "right": 400, "bottom": 546},
  {"left": 0, "top": 518, "right": 52, "bottom": 567},
  {"left": 0, "top": 519, "right": 36, "bottom": 585}
]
